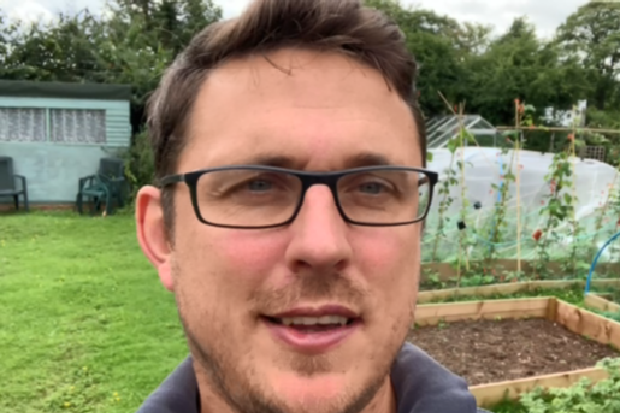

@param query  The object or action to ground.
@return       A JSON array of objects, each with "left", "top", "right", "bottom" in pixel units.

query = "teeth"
[{"left": 281, "top": 316, "right": 349, "bottom": 326}]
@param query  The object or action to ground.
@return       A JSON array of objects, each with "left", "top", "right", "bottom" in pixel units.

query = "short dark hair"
[{"left": 147, "top": 0, "right": 426, "bottom": 237}]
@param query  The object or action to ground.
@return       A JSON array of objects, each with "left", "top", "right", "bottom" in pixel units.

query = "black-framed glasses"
[{"left": 158, "top": 165, "right": 438, "bottom": 229}]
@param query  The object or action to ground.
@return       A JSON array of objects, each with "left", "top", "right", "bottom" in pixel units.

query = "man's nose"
[{"left": 284, "top": 185, "right": 352, "bottom": 271}]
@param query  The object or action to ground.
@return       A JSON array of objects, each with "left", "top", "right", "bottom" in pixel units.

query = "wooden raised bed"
[
  {"left": 414, "top": 297, "right": 620, "bottom": 407},
  {"left": 421, "top": 259, "right": 620, "bottom": 281},
  {"left": 417, "top": 278, "right": 620, "bottom": 304},
  {"left": 585, "top": 292, "right": 620, "bottom": 313}
]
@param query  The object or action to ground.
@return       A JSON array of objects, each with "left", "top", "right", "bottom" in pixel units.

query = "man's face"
[{"left": 137, "top": 49, "right": 422, "bottom": 413}]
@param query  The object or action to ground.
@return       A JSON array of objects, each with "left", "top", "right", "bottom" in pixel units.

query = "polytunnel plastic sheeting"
[{"left": 422, "top": 147, "right": 620, "bottom": 263}]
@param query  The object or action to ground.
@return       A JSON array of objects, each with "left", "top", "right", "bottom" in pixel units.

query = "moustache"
[{"left": 249, "top": 272, "right": 370, "bottom": 315}]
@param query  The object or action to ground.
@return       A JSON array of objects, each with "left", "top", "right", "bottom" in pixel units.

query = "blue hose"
[{"left": 585, "top": 230, "right": 620, "bottom": 293}]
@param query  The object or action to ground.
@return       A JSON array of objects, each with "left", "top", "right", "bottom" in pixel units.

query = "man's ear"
[{"left": 135, "top": 186, "right": 174, "bottom": 291}]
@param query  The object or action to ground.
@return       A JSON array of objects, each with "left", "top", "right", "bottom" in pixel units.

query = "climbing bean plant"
[
  {"left": 430, "top": 125, "right": 475, "bottom": 268},
  {"left": 484, "top": 142, "right": 515, "bottom": 265},
  {"left": 430, "top": 141, "right": 457, "bottom": 263},
  {"left": 482, "top": 102, "right": 531, "bottom": 277},
  {"left": 607, "top": 170, "right": 620, "bottom": 266},
  {"left": 534, "top": 148, "right": 575, "bottom": 278},
  {"left": 454, "top": 128, "right": 477, "bottom": 281}
]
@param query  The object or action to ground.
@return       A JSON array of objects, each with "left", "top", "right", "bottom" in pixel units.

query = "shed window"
[
  {"left": 0, "top": 108, "right": 47, "bottom": 142},
  {"left": 50, "top": 109, "right": 106, "bottom": 144}
]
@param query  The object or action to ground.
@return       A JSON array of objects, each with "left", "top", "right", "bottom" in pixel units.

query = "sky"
[{"left": 0, "top": 0, "right": 588, "bottom": 40}]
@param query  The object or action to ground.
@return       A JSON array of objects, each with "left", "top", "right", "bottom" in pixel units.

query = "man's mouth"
[
  {"left": 260, "top": 306, "right": 362, "bottom": 352},
  {"left": 263, "top": 315, "right": 357, "bottom": 331}
]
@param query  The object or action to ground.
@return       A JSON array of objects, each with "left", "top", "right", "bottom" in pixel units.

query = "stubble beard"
[
  {"left": 172, "top": 262, "right": 412, "bottom": 413},
  {"left": 184, "top": 322, "right": 396, "bottom": 413}
]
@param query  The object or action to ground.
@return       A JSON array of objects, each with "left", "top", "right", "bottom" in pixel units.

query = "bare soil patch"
[{"left": 408, "top": 317, "right": 619, "bottom": 386}]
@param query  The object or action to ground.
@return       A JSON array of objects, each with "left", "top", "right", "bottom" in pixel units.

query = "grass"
[
  {"left": 0, "top": 211, "right": 613, "bottom": 413},
  {"left": 0, "top": 211, "right": 188, "bottom": 413}
]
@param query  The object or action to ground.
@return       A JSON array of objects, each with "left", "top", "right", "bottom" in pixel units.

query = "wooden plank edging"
[
  {"left": 470, "top": 367, "right": 608, "bottom": 407},
  {"left": 418, "top": 279, "right": 620, "bottom": 303},
  {"left": 584, "top": 293, "right": 620, "bottom": 313},
  {"left": 554, "top": 299, "right": 620, "bottom": 349},
  {"left": 414, "top": 297, "right": 551, "bottom": 326}
]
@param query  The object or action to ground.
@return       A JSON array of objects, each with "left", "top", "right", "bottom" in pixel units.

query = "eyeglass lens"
[{"left": 194, "top": 168, "right": 431, "bottom": 227}]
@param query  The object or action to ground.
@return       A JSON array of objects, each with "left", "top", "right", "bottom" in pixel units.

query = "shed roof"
[{"left": 0, "top": 80, "right": 132, "bottom": 101}]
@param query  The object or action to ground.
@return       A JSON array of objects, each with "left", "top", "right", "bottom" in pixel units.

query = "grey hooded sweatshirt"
[{"left": 136, "top": 342, "right": 490, "bottom": 413}]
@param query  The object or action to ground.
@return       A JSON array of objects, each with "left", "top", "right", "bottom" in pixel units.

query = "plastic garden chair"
[
  {"left": 98, "top": 158, "right": 127, "bottom": 208},
  {"left": 76, "top": 174, "right": 113, "bottom": 215},
  {"left": 76, "top": 158, "right": 125, "bottom": 215},
  {"left": 0, "top": 156, "right": 29, "bottom": 212}
]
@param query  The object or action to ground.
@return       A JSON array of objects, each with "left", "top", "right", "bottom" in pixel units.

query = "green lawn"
[
  {"left": 0, "top": 211, "right": 188, "bottom": 413},
  {"left": 0, "top": 211, "right": 613, "bottom": 413}
]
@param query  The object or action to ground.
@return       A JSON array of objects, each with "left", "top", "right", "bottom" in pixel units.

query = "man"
[{"left": 135, "top": 0, "right": 488, "bottom": 412}]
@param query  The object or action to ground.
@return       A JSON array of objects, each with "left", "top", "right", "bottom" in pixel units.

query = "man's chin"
[
  {"left": 266, "top": 370, "right": 387, "bottom": 413},
  {"left": 273, "top": 371, "right": 349, "bottom": 399}
]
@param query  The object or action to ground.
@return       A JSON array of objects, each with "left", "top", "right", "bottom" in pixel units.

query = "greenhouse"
[{"left": 426, "top": 115, "right": 497, "bottom": 148}]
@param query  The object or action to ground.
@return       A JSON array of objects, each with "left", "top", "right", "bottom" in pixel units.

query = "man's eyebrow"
[
  {"left": 229, "top": 152, "right": 396, "bottom": 169},
  {"left": 236, "top": 154, "right": 299, "bottom": 168},
  {"left": 342, "top": 152, "right": 395, "bottom": 168}
]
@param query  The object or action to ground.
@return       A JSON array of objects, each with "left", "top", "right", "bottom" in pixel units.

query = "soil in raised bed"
[{"left": 408, "top": 318, "right": 619, "bottom": 386}]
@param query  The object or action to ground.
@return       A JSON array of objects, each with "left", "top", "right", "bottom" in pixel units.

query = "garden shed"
[{"left": 0, "top": 80, "right": 132, "bottom": 207}]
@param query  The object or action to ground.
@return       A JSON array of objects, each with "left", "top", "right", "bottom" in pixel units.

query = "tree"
[
  {"left": 364, "top": 0, "right": 489, "bottom": 115},
  {"left": 1, "top": 0, "right": 618, "bottom": 140},
  {"left": 465, "top": 16, "right": 591, "bottom": 132},
  {"left": 99, "top": 0, "right": 223, "bottom": 130},
  {"left": 555, "top": 2, "right": 620, "bottom": 111}
]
